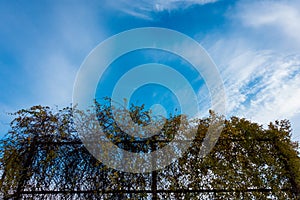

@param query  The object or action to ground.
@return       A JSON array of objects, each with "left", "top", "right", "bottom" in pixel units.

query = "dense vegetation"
[{"left": 0, "top": 103, "right": 299, "bottom": 199}]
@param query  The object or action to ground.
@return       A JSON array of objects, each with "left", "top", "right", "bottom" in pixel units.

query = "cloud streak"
[
  {"left": 231, "top": 0, "right": 300, "bottom": 49},
  {"left": 0, "top": 2, "right": 106, "bottom": 137},
  {"left": 204, "top": 37, "right": 300, "bottom": 141},
  {"left": 107, "top": 0, "right": 218, "bottom": 20},
  {"left": 202, "top": 0, "right": 300, "bottom": 140}
]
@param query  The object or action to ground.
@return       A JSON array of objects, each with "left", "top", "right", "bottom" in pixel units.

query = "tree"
[{"left": 0, "top": 103, "right": 299, "bottom": 199}]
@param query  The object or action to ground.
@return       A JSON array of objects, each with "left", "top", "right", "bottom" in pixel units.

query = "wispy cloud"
[
  {"left": 27, "top": 3, "right": 106, "bottom": 107},
  {"left": 149, "top": 0, "right": 218, "bottom": 11},
  {"left": 227, "top": 52, "right": 300, "bottom": 122},
  {"left": 202, "top": 0, "right": 300, "bottom": 140},
  {"left": 231, "top": 0, "right": 300, "bottom": 48},
  {"left": 206, "top": 37, "right": 300, "bottom": 139},
  {"left": 107, "top": 0, "right": 218, "bottom": 19},
  {"left": 0, "top": 2, "right": 106, "bottom": 137}
]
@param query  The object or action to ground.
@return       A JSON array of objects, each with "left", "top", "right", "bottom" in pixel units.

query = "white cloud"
[
  {"left": 204, "top": 36, "right": 300, "bottom": 140},
  {"left": 24, "top": 4, "right": 106, "bottom": 108},
  {"left": 0, "top": 2, "right": 109, "bottom": 138},
  {"left": 0, "top": 2, "right": 112, "bottom": 140},
  {"left": 0, "top": 2, "right": 106, "bottom": 112},
  {"left": 29, "top": 53, "right": 77, "bottom": 107},
  {"left": 107, "top": 0, "right": 218, "bottom": 19},
  {"left": 152, "top": 0, "right": 218, "bottom": 11},
  {"left": 235, "top": 53, "right": 300, "bottom": 122},
  {"left": 232, "top": 0, "right": 300, "bottom": 46},
  {"left": 190, "top": 0, "right": 300, "bottom": 142}
]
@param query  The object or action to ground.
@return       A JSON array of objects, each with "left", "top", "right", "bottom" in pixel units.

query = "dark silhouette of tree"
[{"left": 0, "top": 103, "right": 299, "bottom": 199}]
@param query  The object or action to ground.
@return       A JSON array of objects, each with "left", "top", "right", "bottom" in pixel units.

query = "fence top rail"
[{"left": 18, "top": 188, "right": 290, "bottom": 195}]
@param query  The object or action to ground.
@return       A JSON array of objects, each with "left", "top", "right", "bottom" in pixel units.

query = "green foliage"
[{"left": 0, "top": 104, "right": 299, "bottom": 199}]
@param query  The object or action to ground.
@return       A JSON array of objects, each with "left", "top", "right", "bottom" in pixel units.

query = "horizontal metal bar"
[
  {"left": 36, "top": 138, "right": 273, "bottom": 145},
  {"left": 18, "top": 188, "right": 289, "bottom": 195}
]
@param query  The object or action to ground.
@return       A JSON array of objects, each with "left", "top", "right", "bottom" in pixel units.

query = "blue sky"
[{"left": 1, "top": 0, "right": 300, "bottom": 142}]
